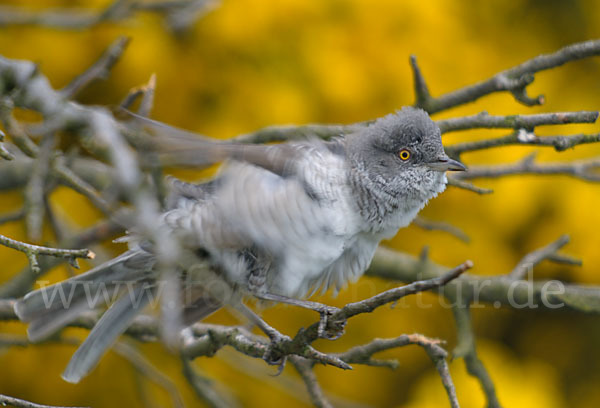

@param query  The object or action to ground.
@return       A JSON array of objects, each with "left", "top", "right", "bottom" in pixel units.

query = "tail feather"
[
  {"left": 62, "top": 284, "right": 154, "bottom": 383},
  {"left": 27, "top": 296, "right": 96, "bottom": 343},
  {"left": 14, "top": 250, "right": 155, "bottom": 340}
]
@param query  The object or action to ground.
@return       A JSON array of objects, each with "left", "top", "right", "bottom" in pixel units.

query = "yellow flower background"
[{"left": 1, "top": 0, "right": 600, "bottom": 407}]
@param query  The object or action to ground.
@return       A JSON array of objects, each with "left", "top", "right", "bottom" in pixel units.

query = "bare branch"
[
  {"left": 0, "top": 1, "right": 218, "bottom": 32},
  {"left": 446, "top": 178, "right": 494, "bottom": 195},
  {"left": 452, "top": 306, "right": 501, "bottom": 408},
  {"left": 445, "top": 130, "right": 600, "bottom": 158},
  {"left": 412, "top": 39, "right": 600, "bottom": 113},
  {"left": 0, "top": 128, "right": 15, "bottom": 160},
  {"left": 0, "top": 394, "right": 87, "bottom": 408},
  {"left": 508, "top": 235, "right": 574, "bottom": 280},
  {"left": 181, "top": 356, "right": 238, "bottom": 408},
  {"left": 290, "top": 357, "right": 333, "bottom": 408},
  {"left": 0, "top": 209, "right": 23, "bottom": 225},
  {"left": 23, "top": 133, "right": 55, "bottom": 242},
  {"left": 453, "top": 154, "right": 600, "bottom": 182},
  {"left": 0, "top": 103, "right": 38, "bottom": 157},
  {"left": 0, "top": 233, "right": 95, "bottom": 273},
  {"left": 438, "top": 111, "right": 598, "bottom": 133},
  {"left": 413, "top": 216, "right": 470, "bottom": 243},
  {"left": 410, "top": 55, "right": 432, "bottom": 107},
  {"left": 112, "top": 341, "right": 185, "bottom": 408},
  {"left": 61, "top": 37, "right": 130, "bottom": 98}
]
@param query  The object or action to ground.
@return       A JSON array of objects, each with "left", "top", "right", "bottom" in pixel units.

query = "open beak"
[{"left": 426, "top": 156, "right": 467, "bottom": 172}]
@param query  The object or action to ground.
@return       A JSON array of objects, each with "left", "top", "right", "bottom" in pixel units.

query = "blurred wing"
[{"left": 124, "top": 110, "right": 310, "bottom": 176}]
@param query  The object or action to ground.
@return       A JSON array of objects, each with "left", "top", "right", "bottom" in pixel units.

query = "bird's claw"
[
  {"left": 262, "top": 332, "right": 291, "bottom": 373},
  {"left": 317, "top": 306, "right": 346, "bottom": 340}
]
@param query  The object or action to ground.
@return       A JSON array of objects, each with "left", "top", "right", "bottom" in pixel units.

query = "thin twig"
[
  {"left": 446, "top": 178, "right": 494, "bottom": 194},
  {"left": 452, "top": 306, "right": 500, "bottom": 408},
  {"left": 112, "top": 341, "right": 185, "bottom": 408},
  {"left": 181, "top": 355, "right": 239, "bottom": 408},
  {"left": 413, "top": 216, "right": 470, "bottom": 243},
  {"left": 0, "top": 0, "right": 217, "bottom": 31},
  {"left": 411, "top": 39, "right": 600, "bottom": 113},
  {"left": 290, "top": 357, "right": 333, "bottom": 408},
  {"left": 0, "top": 128, "right": 15, "bottom": 160},
  {"left": 0, "top": 394, "right": 87, "bottom": 408},
  {"left": 445, "top": 131, "right": 600, "bottom": 158},
  {"left": 508, "top": 235, "right": 573, "bottom": 280},
  {"left": 0, "top": 209, "right": 24, "bottom": 225},
  {"left": 0, "top": 233, "right": 94, "bottom": 274},
  {"left": 61, "top": 37, "right": 130, "bottom": 98},
  {"left": 438, "top": 111, "right": 598, "bottom": 133},
  {"left": 23, "top": 133, "right": 55, "bottom": 242},
  {"left": 453, "top": 154, "right": 600, "bottom": 182}
]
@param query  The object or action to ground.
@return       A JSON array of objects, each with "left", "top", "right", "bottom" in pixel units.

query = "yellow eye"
[{"left": 399, "top": 149, "right": 411, "bottom": 161}]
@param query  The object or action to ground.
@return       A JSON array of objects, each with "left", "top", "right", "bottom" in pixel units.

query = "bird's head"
[{"left": 346, "top": 107, "right": 466, "bottom": 198}]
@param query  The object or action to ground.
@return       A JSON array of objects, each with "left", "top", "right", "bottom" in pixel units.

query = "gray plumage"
[{"left": 14, "top": 107, "right": 465, "bottom": 383}]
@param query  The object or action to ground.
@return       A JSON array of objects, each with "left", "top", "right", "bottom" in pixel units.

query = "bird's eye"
[{"left": 398, "top": 149, "right": 411, "bottom": 161}]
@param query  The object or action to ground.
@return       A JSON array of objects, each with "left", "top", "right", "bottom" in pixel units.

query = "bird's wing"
[{"left": 126, "top": 111, "right": 339, "bottom": 178}]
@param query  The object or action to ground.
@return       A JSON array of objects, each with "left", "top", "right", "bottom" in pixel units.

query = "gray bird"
[{"left": 14, "top": 107, "right": 465, "bottom": 383}]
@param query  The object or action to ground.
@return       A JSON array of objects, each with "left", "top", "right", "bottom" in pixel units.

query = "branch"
[
  {"left": 508, "top": 235, "right": 574, "bottom": 280},
  {"left": 0, "top": 129, "right": 15, "bottom": 160},
  {"left": 445, "top": 130, "right": 600, "bottom": 158},
  {"left": 411, "top": 39, "right": 600, "bottom": 113},
  {"left": 453, "top": 154, "right": 600, "bottom": 182},
  {"left": 112, "top": 342, "right": 185, "bottom": 408},
  {"left": 0, "top": 1, "right": 218, "bottom": 32},
  {"left": 368, "top": 246, "right": 600, "bottom": 313},
  {"left": 413, "top": 216, "right": 470, "bottom": 243},
  {"left": 288, "top": 261, "right": 472, "bottom": 350},
  {"left": 61, "top": 37, "right": 130, "bottom": 98},
  {"left": 290, "top": 357, "right": 333, "bottom": 408},
  {"left": 452, "top": 306, "right": 501, "bottom": 408},
  {"left": 437, "top": 111, "right": 598, "bottom": 133},
  {"left": 0, "top": 233, "right": 95, "bottom": 273},
  {"left": 0, "top": 394, "right": 87, "bottom": 408},
  {"left": 181, "top": 356, "right": 238, "bottom": 408}
]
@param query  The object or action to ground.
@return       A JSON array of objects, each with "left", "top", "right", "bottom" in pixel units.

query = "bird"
[{"left": 14, "top": 106, "right": 466, "bottom": 383}]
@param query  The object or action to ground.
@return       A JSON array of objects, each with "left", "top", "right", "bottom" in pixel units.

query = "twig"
[
  {"left": 446, "top": 178, "right": 494, "bottom": 195},
  {"left": 413, "top": 216, "right": 470, "bottom": 243},
  {"left": 288, "top": 262, "right": 472, "bottom": 350},
  {"left": 112, "top": 341, "right": 185, "bottom": 408},
  {"left": 0, "top": 0, "right": 217, "bottom": 31},
  {"left": 410, "top": 55, "right": 432, "bottom": 107},
  {"left": 508, "top": 235, "right": 573, "bottom": 280},
  {"left": 181, "top": 355, "right": 239, "bottom": 408},
  {"left": 437, "top": 111, "right": 598, "bottom": 133},
  {"left": 339, "top": 261, "right": 473, "bottom": 319},
  {"left": 411, "top": 39, "right": 600, "bottom": 113},
  {"left": 0, "top": 209, "right": 24, "bottom": 225},
  {"left": 445, "top": 131, "right": 600, "bottom": 158},
  {"left": 453, "top": 154, "right": 600, "bottom": 182},
  {"left": 290, "top": 357, "right": 333, "bottom": 408},
  {"left": 23, "top": 133, "right": 55, "bottom": 242},
  {"left": 0, "top": 233, "right": 94, "bottom": 274},
  {"left": 0, "top": 128, "right": 15, "bottom": 160},
  {"left": 61, "top": 37, "right": 130, "bottom": 98},
  {"left": 0, "top": 103, "right": 38, "bottom": 157},
  {"left": 367, "top": 246, "right": 599, "bottom": 313},
  {"left": 452, "top": 306, "right": 500, "bottom": 408},
  {"left": 0, "top": 394, "right": 87, "bottom": 408}
]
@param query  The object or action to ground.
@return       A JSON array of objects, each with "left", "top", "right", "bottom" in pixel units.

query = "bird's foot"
[
  {"left": 262, "top": 331, "right": 291, "bottom": 374},
  {"left": 316, "top": 305, "right": 346, "bottom": 340}
]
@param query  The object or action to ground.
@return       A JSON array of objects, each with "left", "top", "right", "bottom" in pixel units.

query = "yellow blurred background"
[{"left": 1, "top": 0, "right": 600, "bottom": 407}]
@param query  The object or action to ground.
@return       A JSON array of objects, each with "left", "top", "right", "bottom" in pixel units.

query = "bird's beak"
[{"left": 426, "top": 156, "right": 467, "bottom": 172}]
